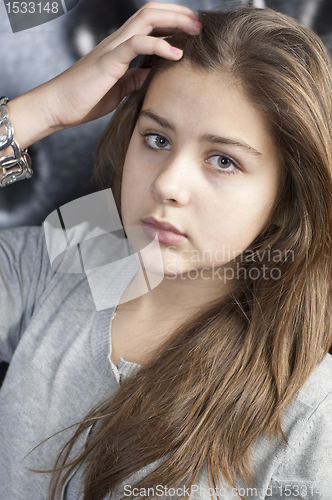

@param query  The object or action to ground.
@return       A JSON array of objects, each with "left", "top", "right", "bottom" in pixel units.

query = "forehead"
[{"left": 141, "top": 63, "right": 277, "bottom": 160}]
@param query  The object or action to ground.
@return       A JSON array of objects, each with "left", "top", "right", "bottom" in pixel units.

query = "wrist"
[
  {"left": 0, "top": 97, "right": 33, "bottom": 186},
  {"left": 4, "top": 85, "right": 64, "bottom": 152}
]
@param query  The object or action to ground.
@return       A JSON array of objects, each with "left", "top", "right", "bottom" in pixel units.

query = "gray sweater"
[{"left": 0, "top": 226, "right": 332, "bottom": 500}]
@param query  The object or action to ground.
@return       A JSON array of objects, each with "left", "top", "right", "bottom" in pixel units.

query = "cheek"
[{"left": 198, "top": 179, "right": 278, "bottom": 247}]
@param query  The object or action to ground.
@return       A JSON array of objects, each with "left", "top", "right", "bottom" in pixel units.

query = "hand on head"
[{"left": 2, "top": 2, "right": 200, "bottom": 154}]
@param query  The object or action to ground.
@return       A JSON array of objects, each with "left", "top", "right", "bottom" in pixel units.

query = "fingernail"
[
  {"left": 192, "top": 20, "right": 202, "bottom": 27},
  {"left": 170, "top": 46, "right": 183, "bottom": 55}
]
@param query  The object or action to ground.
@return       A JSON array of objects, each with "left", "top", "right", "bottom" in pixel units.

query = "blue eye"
[
  {"left": 207, "top": 155, "right": 238, "bottom": 173},
  {"left": 143, "top": 134, "right": 171, "bottom": 150}
]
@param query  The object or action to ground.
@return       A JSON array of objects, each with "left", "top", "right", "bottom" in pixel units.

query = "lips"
[
  {"left": 143, "top": 217, "right": 185, "bottom": 235},
  {"left": 141, "top": 217, "right": 187, "bottom": 244}
]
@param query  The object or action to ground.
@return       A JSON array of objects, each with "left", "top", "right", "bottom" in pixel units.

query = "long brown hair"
[{"left": 49, "top": 7, "right": 332, "bottom": 499}]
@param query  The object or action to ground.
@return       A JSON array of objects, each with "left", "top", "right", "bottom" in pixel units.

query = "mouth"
[{"left": 141, "top": 217, "right": 187, "bottom": 244}]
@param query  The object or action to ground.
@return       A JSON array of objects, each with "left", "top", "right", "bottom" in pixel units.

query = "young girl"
[{"left": 0, "top": 2, "right": 332, "bottom": 499}]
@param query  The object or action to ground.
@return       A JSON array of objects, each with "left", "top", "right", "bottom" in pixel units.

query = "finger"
[
  {"left": 107, "top": 3, "right": 197, "bottom": 44},
  {"left": 129, "top": 2, "right": 198, "bottom": 22},
  {"left": 101, "top": 7, "right": 200, "bottom": 51},
  {"left": 109, "top": 35, "right": 183, "bottom": 75},
  {"left": 122, "top": 8, "right": 201, "bottom": 38}
]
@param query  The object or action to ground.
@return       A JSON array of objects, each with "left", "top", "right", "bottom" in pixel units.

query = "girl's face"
[{"left": 121, "top": 63, "right": 280, "bottom": 280}]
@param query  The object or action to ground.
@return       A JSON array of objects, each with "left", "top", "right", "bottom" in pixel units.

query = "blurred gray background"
[{"left": 0, "top": 0, "right": 332, "bottom": 382}]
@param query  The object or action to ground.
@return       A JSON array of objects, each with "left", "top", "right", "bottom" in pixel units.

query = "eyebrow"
[
  {"left": 139, "top": 109, "right": 176, "bottom": 131},
  {"left": 201, "top": 134, "right": 263, "bottom": 158},
  {"left": 139, "top": 109, "right": 263, "bottom": 158}
]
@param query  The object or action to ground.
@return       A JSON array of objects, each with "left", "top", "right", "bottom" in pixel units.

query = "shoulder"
[
  {"left": 281, "top": 353, "right": 332, "bottom": 457},
  {"left": 192, "top": 358, "right": 332, "bottom": 499},
  {"left": 0, "top": 225, "right": 51, "bottom": 281},
  {"left": 0, "top": 225, "right": 44, "bottom": 252},
  {"left": 296, "top": 353, "right": 332, "bottom": 410},
  {"left": 268, "top": 355, "right": 332, "bottom": 498},
  {"left": 0, "top": 225, "right": 90, "bottom": 307},
  {"left": 276, "top": 354, "right": 332, "bottom": 436}
]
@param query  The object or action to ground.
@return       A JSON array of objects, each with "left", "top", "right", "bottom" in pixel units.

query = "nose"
[{"left": 150, "top": 153, "right": 193, "bottom": 206}]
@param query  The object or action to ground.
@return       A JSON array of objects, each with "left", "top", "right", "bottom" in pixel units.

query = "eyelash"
[
  {"left": 140, "top": 132, "right": 240, "bottom": 175},
  {"left": 141, "top": 132, "right": 171, "bottom": 151}
]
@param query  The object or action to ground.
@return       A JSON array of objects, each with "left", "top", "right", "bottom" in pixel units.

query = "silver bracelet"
[{"left": 0, "top": 97, "right": 33, "bottom": 187}]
